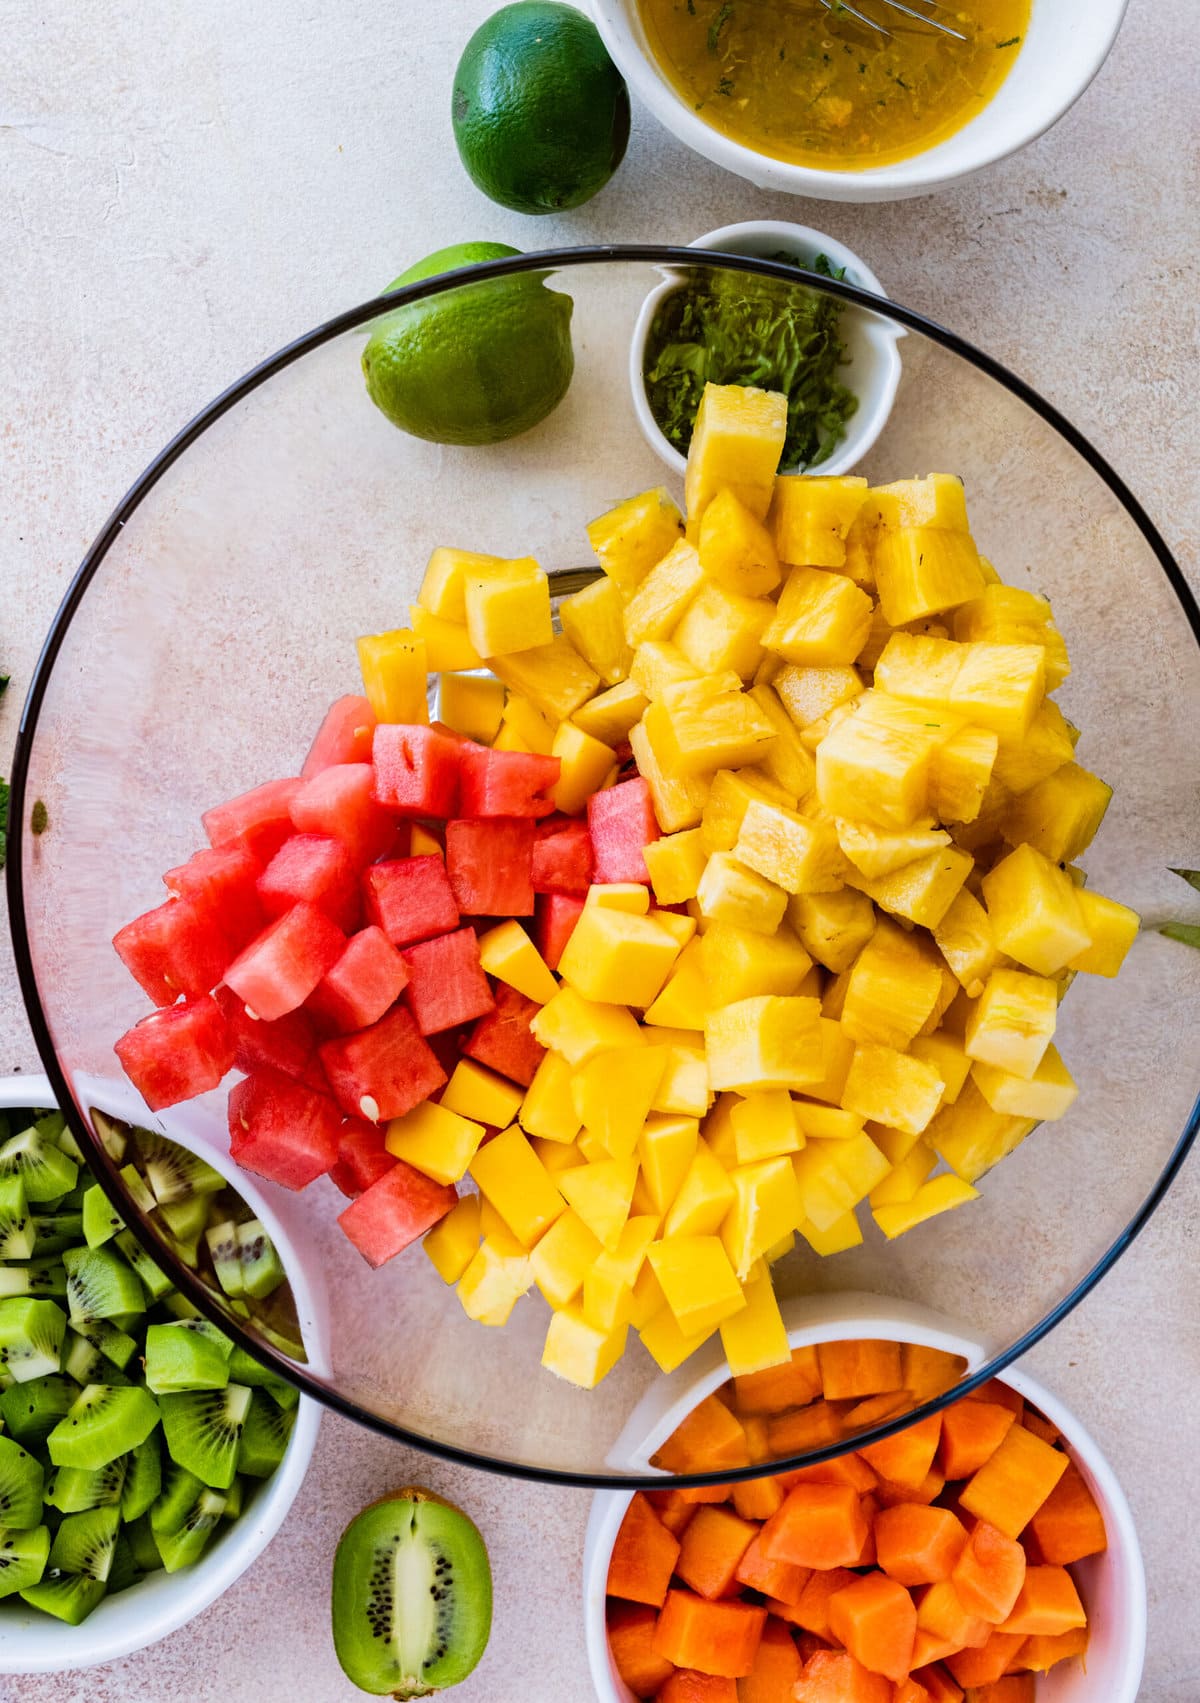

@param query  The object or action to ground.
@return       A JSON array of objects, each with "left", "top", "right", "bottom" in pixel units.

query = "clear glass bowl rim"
[{"left": 7, "top": 244, "right": 1200, "bottom": 1489}]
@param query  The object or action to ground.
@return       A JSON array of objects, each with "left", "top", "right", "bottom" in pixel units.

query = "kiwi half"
[{"left": 331, "top": 1488, "right": 492, "bottom": 1700}]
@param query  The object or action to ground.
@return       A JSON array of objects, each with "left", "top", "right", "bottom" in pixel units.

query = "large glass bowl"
[{"left": 8, "top": 249, "right": 1200, "bottom": 1487}]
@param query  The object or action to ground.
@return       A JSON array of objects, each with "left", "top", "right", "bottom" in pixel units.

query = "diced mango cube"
[
  {"left": 587, "top": 882, "right": 651, "bottom": 915},
  {"left": 409, "top": 824, "right": 442, "bottom": 860},
  {"left": 457, "top": 1236, "right": 533, "bottom": 1326},
  {"left": 1002, "top": 762, "right": 1113, "bottom": 864},
  {"left": 963, "top": 968, "right": 1058, "bottom": 1080},
  {"left": 542, "top": 1307, "right": 627, "bottom": 1388},
  {"left": 644, "top": 828, "right": 709, "bottom": 905},
  {"left": 530, "top": 988, "right": 642, "bottom": 1064},
  {"left": 869, "top": 1142, "right": 936, "bottom": 1208},
  {"left": 519, "top": 1052, "right": 583, "bottom": 1143},
  {"left": 792, "top": 1100, "right": 863, "bottom": 1141},
  {"left": 982, "top": 845, "right": 1092, "bottom": 977},
  {"left": 731, "top": 1090, "right": 801, "bottom": 1164},
  {"left": 769, "top": 474, "right": 870, "bottom": 568},
  {"left": 651, "top": 1036, "right": 713, "bottom": 1118},
  {"left": 701, "top": 920, "right": 814, "bottom": 1006},
  {"left": 439, "top": 1058, "right": 525, "bottom": 1130},
  {"left": 386, "top": 1101, "right": 485, "bottom": 1185},
  {"left": 735, "top": 800, "right": 849, "bottom": 896},
  {"left": 557, "top": 1157, "right": 638, "bottom": 1248},
  {"left": 409, "top": 605, "right": 483, "bottom": 673},
  {"left": 719, "top": 1270, "right": 790, "bottom": 1377},
  {"left": 559, "top": 575, "right": 632, "bottom": 687},
  {"left": 873, "top": 474, "right": 969, "bottom": 534},
  {"left": 490, "top": 635, "right": 600, "bottom": 724},
  {"left": 622, "top": 538, "right": 705, "bottom": 646},
  {"left": 841, "top": 1043, "right": 945, "bottom": 1136},
  {"left": 675, "top": 581, "right": 775, "bottom": 679},
  {"left": 849, "top": 844, "right": 974, "bottom": 931},
  {"left": 645, "top": 939, "right": 711, "bottom": 1030},
  {"left": 587, "top": 486, "right": 684, "bottom": 597},
  {"left": 497, "top": 691, "right": 555, "bottom": 754},
  {"left": 721, "top": 1157, "right": 802, "bottom": 1280},
  {"left": 629, "top": 639, "right": 702, "bottom": 699},
  {"left": 557, "top": 905, "right": 681, "bottom": 1007},
  {"left": 746, "top": 683, "right": 819, "bottom": 798},
  {"left": 571, "top": 679, "right": 649, "bottom": 745},
  {"left": 477, "top": 920, "right": 560, "bottom": 1006},
  {"left": 971, "top": 1044, "right": 1078, "bottom": 1121},
  {"left": 786, "top": 888, "right": 877, "bottom": 975},
  {"left": 926, "top": 1076, "right": 1036, "bottom": 1181},
  {"left": 822, "top": 1128, "right": 892, "bottom": 1202},
  {"left": 800, "top": 1017, "right": 857, "bottom": 1106},
  {"left": 638, "top": 1115, "right": 700, "bottom": 1215},
  {"left": 792, "top": 1145, "right": 858, "bottom": 1231},
  {"left": 357, "top": 628, "right": 428, "bottom": 724},
  {"left": 685, "top": 382, "right": 788, "bottom": 526},
  {"left": 1068, "top": 889, "right": 1139, "bottom": 977},
  {"left": 871, "top": 1172, "right": 979, "bottom": 1239},
  {"left": 798, "top": 1210, "right": 863, "bottom": 1256},
  {"left": 550, "top": 721, "right": 617, "bottom": 816},
  {"left": 644, "top": 678, "right": 777, "bottom": 778},
  {"left": 705, "top": 995, "right": 824, "bottom": 1092},
  {"left": 572, "top": 1045, "right": 668, "bottom": 1160},
  {"left": 529, "top": 1208, "right": 602, "bottom": 1308},
  {"left": 531, "top": 1136, "right": 586, "bottom": 1173},
  {"left": 469, "top": 1127, "right": 565, "bottom": 1248},
  {"left": 423, "top": 1194, "right": 482, "bottom": 1285},
  {"left": 464, "top": 560, "right": 553, "bottom": 658},
  {"left": 647, "top": 1234, "right": 747, "bottom": 1336},
  {"left": 418, "top": 547, "right": 512, "bottom": 621},
  {"left": 639, "top": 1306, "right": 717, "bottom": 1373},
  {"left": 662, "top": 1139, "right": 737, "bottom": 1236},
  {"left": 698, "top": 487, "right": 782, "bottom": 598},
  {"left": 438, "top": 672, "right": 505, "bottom": 744},
  {"left": 629, "top": 720, "right": 711, "bottom": 832},
  {"left": 873, "top": 527, "right": 987, "bottom": 625}
]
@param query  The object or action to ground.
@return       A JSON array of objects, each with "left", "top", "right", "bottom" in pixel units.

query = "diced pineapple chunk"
[
  {"left": 557, "top": 905, "right": 681, "bottom": 1007},
  {"left": 841, "top": 918, "right": 944, "bottom": 1050},
  {"left": 675, "top": 581, "right": 775, "bottom": 679},
  {"left": 700, "top": 767, "right": 796, "bottom": 854},
  {"left": 971, "top": 1044, "right": 1078, "bottom": 1121},
  {"left": 874, "top": 631, "right": 963, "bottom": 707},
  {"left": 685, "top": 383, "right": 789, "bottom": 526},
  {"left": 774, "top": 663, "right": 864, "bottom": 729},
  {"left": 572, "top": 679, "right": 649, "bottom": 745},
  {"left": 644, "top": 677, "right": 776, "bottom": 778},
  {"left": 836, "top": 821, "right": 952, "bottom": 880},
  {"left": 745, "top": 683, "right": 819, "bottom": 798},
  {"left": 1001, "top": 762, "right": 1113, "bottom": 864},
  {"left": 587, "top": 486, "right": 685, "bottom": 597},
  {"left": 982, "top": 844, "right": 1092, "bottom": 977},
  {"left": 542, "top": 1307, "right": 628, "bottom": 1388},
  {"left": 719, "top": 1271, "right": 790, "bottom": 1376},
  {"left": 991, "top": 700, "right": 1077, "bottom": 795},
  {"left": 736, "top": 801, "right": 849, "bottom": 895},
  {"left": 953, "top": 584, "right": 1070, "bottom": 691},
  {"left": 629, "top": 720, "right": 711, "bottom": 832},
  {"left": 872, "top": 1173, "right": 979, "bottom": 1239},
  {"left": 557, "top": 1157, "right": 638, "bottom": 1247},
  {"left": 409, "top": 606, "right": 483, "bottom": 672},
  {"left": 963, "top": 967, "right": 1057, "bottom": 1080},
  {"left": 638, "top": 1114, "right": 700, "bottom": 1215},
  {"left": 629, "top": 640, "right": 702, "bottom": 699},
  {"left": 418, "top": 547, "right": 512, "bottom": 621},
  {"left": 926, "top": 1077, "right": 1037, "bottom": 1182},
  {"left": 816, "top": 693, "right": 946, "bottom": 829},
  {"left": 647, "top": 1234, "right": 747, "bottom": 1336},
  {"left": 949, "top": 643, "right": 1046, "bottom": 742},
  {"left": 586, "top": 882, "right": 650, "bottom": 915},
  {"left": 519, "top": 1051, "right": 582, "bottom": 1143},
  {"left": 873, "top": 527, "right": 987, "bottom": 625},
  {"left": 787, "top": 888, "right": 877, "bottom": 975},
  {"left": 529, "top": 1209, "right": 603, "bottom": 1307},
  {"left": 424, "top": 1194, "right": 482, "bottom": 1285},
  {"left": 491, "top": 634, "right": 600, "bottom": 723},
  {"left": 700, "top": 920, "right": 814, "bottom": 1005},
  {"left": 841, "top": 1043, "right": 945, "bottom": 1136},
  {"left": 530, "top": 988, "right": 642, "bottom": 1064},
  {"left": 698, "top": 488, "right": 782, "bottom": 597},
  {"left": 497, "top": 692, "right": 555, "bottom": 754},
  {"left": 721, "top": 1157, "right": 802, "bottom": 1280},
  {"left": 357, "top": 628, "right": 428, "bottom": 724},
  {"left": 1067, "top": 889, "right": 1139, "bottom": 977},
  {"left": 848, "top": 844, "right": 974, "bottom": 931},
  {"left": 872, "top": 474, "right": 970, "bottom": 534},
  {"left": 761, "top": 567, "right": 874, "bottom": 666},
  {"left": 731, "top": 1090, "right": 802, "bottom": 1164},
  {"left": 803, "top": 1016, "right": 857, "bottom": 1106},
  {"left": 463, "top": 560, "right": 553, "bottom": 658},
  {"left": 933, "top": 887, "right": 1003, "bottom": 997},
  {"left": 909, "top": 1032, "right": 972, "bottom": 1104},
  {"left": 769, "top": 474, "right": 869, "bottom": 568},
  {"left": 623, "top": 538, "right": 706, "bottom": 646},
  {"left": 792, "top": 1145, "right": 857, "bottom": 1230},
  {"left": 696, "top": 851, "right": 789, "bottom": 935},
  {"left": 644, "top": 828, "right": 709, "bottom": 905},
  {"left": 705, "top": 995, "right": 824, "bottom": 1092},
  {"left": 930, "top": 724, "right": 999, "bottom": 824},
  {"left": 438, "top": 672, "right": 505, "bottom": 744},
  {"left": 550, "top": 721, "right": 616, "bottom": 816},
  {"left": 559, "top": 576, "right": 632, "bottom": 686}
]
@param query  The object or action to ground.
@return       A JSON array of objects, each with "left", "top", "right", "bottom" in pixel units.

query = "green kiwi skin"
[{"left": 331, "top": 1488, "right": 492, "bottom": 1700}]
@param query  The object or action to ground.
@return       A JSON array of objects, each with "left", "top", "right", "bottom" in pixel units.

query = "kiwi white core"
[{"left": 390, "top": 1512, "right": 439, "bottom": 1693}]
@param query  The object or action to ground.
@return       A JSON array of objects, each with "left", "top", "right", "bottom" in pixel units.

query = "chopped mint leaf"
[
  {"left": 1169, "top": 868, "right": 1200, "bottom": 893},
  {"left": 996, "top": 35, "right": 1021, "bottom": 48},
  {"left": 707, "top": 1, "right": 734, "bottom": 55}
]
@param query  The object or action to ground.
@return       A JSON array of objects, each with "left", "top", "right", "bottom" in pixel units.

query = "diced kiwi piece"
[
  {"left": 159, "top": 1193, "right": 210, "bottom": 1244},
  {"left": 121, "top": 1432, "right": 162, "bottom": 1522},
  {"left": 159, "top": 1383, "right": 251, "bottom": 1490},
  {"left": 45, "top": 1452, "right": 127, "bottom": 1514},
  {"left": 0, "top": 1434, "right": 45, "bottom": 1527},
  {"left": 151, "top": 1461, "right": 206, "bottom": 1538},
  {"left": 205, "top": 1221, "right": 244, "bottom": 1298},
  {"left": 0, "top": 1297, "right": 66, "bottom": 1382},
  {"left": 235, "top": 1389, "right": 295, "bottom": 1478},
  {"left": 0, "top": 1373, "right": 77, "bottom": 1447},
  {"left": 30, "top": 1211, "right": 84, "bottom": 1256},
  {"left": 34, "top": 1111, "right": 67, "bottom": 1150},
  {"left": 47, "top": 1384, "right": 160, "bottom": 1471},
  {"left": 154, "top": 1486, "right": 227, "bottom": 1573},
  {"left": 167, "top": 1233, "right": 202, "bottom": 1269},
  {"left": 332, "top": 1488, "right": 493, "bottom": 1699},
  {"left": 49, "top": 1503, "right": 120, "bottom": 1583},
  {"left": 63, "top": 1244, "right": 146, "bottom": 1324},
  {"left": 0, "top": 1258, "right": 67, "bottom": 1300},
  {"left": 0, "top": 1525, "right": 50, "bottom": 1600},
  {"left": 51, "top": 1120, "right": 86, "bottom": 1164},
  {"left": 115, "top": 1230, "right": 173, "bottom": 1302},
  {"left": 256, "top": 1319, "right": 305, "bottom": 1361},
  {"left": 106, "top": 1528, "right": 142, "bottom": 1595},
  {"left": 221, "top": 1475, "right": 244, "bottom": 1519},
  {"left": 124, "top": 1512, "right": 163, "bottom": 1574},
  {"left": 119, "top": 1163, "right": 157, "bottom": 1217},
  {"left": 82, "top": 1184, "right": 123, "bottom": 1249},
  {"left": 235, "top": 1218, "right": 286, "bottom": 1300},
  {"left": 90, "top": 1109, "right": 127, "bottom": 1165},
  {"left": 0, "top": 1177, "right": 36, "bottom": 1261},
  {"left": 160, "top": 1290, "right": 202, "bottom": 1322},
  {"left": 144, "top": 1321, "right": 232, "bottom": 1395},
  {"left": 226, "top": 1346, "right": 299, "bottom": 1409},
  {"left": 0, "top": 1126, "right": 77, "bottom": 1204},
  {"left": 19, "top": 1568, "right": 106, "bottom": 1623},
  {"left": 69, "top": 1315, "right": 138, "bottom": 1370},
  {"left": 62, "top": 1329, "right": 106, "bottom": 1387},
  {"left": 142, "top": 1138, "right": 226, "bottom": 1208}
]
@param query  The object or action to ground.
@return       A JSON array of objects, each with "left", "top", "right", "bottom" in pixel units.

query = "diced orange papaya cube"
[{"left": 959, "top": 1426, "right": 1069, "bottom": 1539}]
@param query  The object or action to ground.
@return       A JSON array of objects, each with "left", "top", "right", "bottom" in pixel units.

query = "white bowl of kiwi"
[{"left": 0, "top": 1073, "right": 322, "bottom": 1672}]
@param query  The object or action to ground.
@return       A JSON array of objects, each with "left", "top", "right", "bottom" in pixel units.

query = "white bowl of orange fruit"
[{"left": 585, "top": 1297, "right": 1146, "bottom": 1703}]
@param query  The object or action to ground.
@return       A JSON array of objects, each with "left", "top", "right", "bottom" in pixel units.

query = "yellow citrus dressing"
[{"left": 637, "top": 0, "right": 1031, "bottom": 170}]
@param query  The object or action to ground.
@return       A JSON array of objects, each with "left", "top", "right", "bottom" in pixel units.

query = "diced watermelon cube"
[
  {"left": 213, "top": 985, "right": 318, "bottom": 1080},
  {"left": 329, "top": 1118, "right": 397, "bottom": 1198},
  {"left": 223, "top": 903, "right": 346, "bottom": 1022},
  {"left": 319, "top": 1004, "right": 447, "bottom": 1122},
  {"left": 462, "top": 982, "right": 546, "bottom": 1086},
  {"left": 113, "top": 897, "right": 232, "bottom": 1007},
  {"left": 203, "top": 778, "right": 302, "bottom": 864},
  {"left": 531, "top": 819, "right": 594, "bottom": 894},
  {"left": 363, "top": 856, "right": 460, "bottom": 947},
  {"left": 228, "top": 1067, "right": 343, "bottom": 1190},
  {"left": 114, "top": 996, "right": 235, "bottom": 1112},
  {"left": 302, "top": 694, "right": 377, "bottom": 778},
  {"left": 534, "top": 892, "right": 586, "bottom": 972},
  {"left": 337, "top": 1161, "right": 458, "bottom": 1269},
  {"left": 289, "top": 763, "right": 396, "bottom": 869},
  {"left": 401, "top": 926, "right": 495, "bottom": 1036},
  {"left": 163, "top": 847, "right": 265, "bottom": 954},
  {"left": 373, "top": 724, "right": 461, "bottom": 819},
  {"left": 587, "top": 776, "right": 661, "bottom": 884},
  {"left": 456, "top": 745, "right": 560, "bottom": 818},
  {"left": 445, "top": 819, "right": 535, "bottom": 916},
  {"left": 307, "top": 926, "right": 409, "bottom": 1033},
  {"left": 256, "top": 834, "right": 360, "bottom": 932}
]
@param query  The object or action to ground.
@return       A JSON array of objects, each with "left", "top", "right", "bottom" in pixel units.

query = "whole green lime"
[
  {"left": 362, "top": 241, "right": 574, "bottom": 446},
  {"left": 452, "top": 2, "right": 631, "bottom": 214}
]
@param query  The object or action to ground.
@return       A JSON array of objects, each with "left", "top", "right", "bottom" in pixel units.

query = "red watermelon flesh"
[
  {"left": 535, "top": 892, "right": 586, "bottom": 972},
  {"left": 455, "top": 745, "right": 560, "bottom": 818},
  {"left": 214, "top": 985, "right": 318, "bottom": 1081},
  {"left": 337, "top": 1160, "right": 458, "bottom": 1268},
  {"left": 227, "top": 1066, "right": 342, "bottom": 1190},
  {"left": 257, "top": 833, "right": 360, "bottom": 933},
  {"left": 318, "top": 1003, "right": 447, "bottom": 1123},
  {"left": 363, "top": 856, "right": 460, "bottom": 947},
  {"left": 401, "top": 925, "right": 495, "bottom": 1036},
  {"left": 372, "top": 724, "right": 461, "bottom": 819},
  {"left": 114, "top": 996, "right": 235, "bottom": 1112},
  {"left": 203, "top": 777, "right": 301, "bottom": 864},
  {"left": 307, "top": 926, "right": 409, "bottom": 1034},
  {"left": 531, "top": 819, "right": 593, "bottom": 893},
  {"left": 444, "top": 818, "right": 535, "bottom": 916},
  {"left": 163, "top": 846, "right": 265, "bottom": 955},
  {"left": 587, "top": 775, "right": 661, "bottom": 884},
  {"left": 301, "top": 694, "right": 377, "bottom": 778},
  {"left": 462, "top": 982, "right": 545, "bottom": 1086},
  {"left": 223, "top": 902, "right": 346, "bottom": 1022},
  {"left": 289, "top": 763, "right": 395, "bottom": 869},
  {"left": 329, "top": 1118, "right": 396, "bottom": 1198},
  {"left": 113, "top": 896, "right": 232, "bottom": 1008}
]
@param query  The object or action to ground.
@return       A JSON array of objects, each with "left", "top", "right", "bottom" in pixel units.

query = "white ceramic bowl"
[
  {"left": 630, "top": 220, "right": 903, "bottom": 482},
  {"left": 584, "top": 1294, "right": 1146, "bottom": 1703},
  {"left": 591, "top": 0, "right": 1131, "bottom": 202},
  {"left": 0, "top": 1073, "right": 324, "bottom": 1674}
]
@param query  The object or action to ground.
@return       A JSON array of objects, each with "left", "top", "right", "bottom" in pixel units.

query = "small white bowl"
[
  {"left": 0, "top": 1073, "right": 324, "bottom": 1674},
  {"left": 584, "top": 1293, "right": 1146, "bottom": 1703},
  {"left": 591, "top": 0, "right": 1131, "bottom": 202},
  {"left": 630, "top": 221, "right": 903, "bottom": 482}
]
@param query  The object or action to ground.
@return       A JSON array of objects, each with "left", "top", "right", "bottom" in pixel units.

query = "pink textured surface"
[{"left": 0, "top": 0, "right": 1197, "bottom": 1698}]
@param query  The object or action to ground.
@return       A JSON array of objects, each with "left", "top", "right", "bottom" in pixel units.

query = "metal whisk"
[{"left": 818, "top": 0, "right": 967, "bottom": 40}]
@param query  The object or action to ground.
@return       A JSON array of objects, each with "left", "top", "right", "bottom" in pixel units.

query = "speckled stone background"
[{"left": 1, "top": 0, "right": 1198, "bottom": 1697}]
